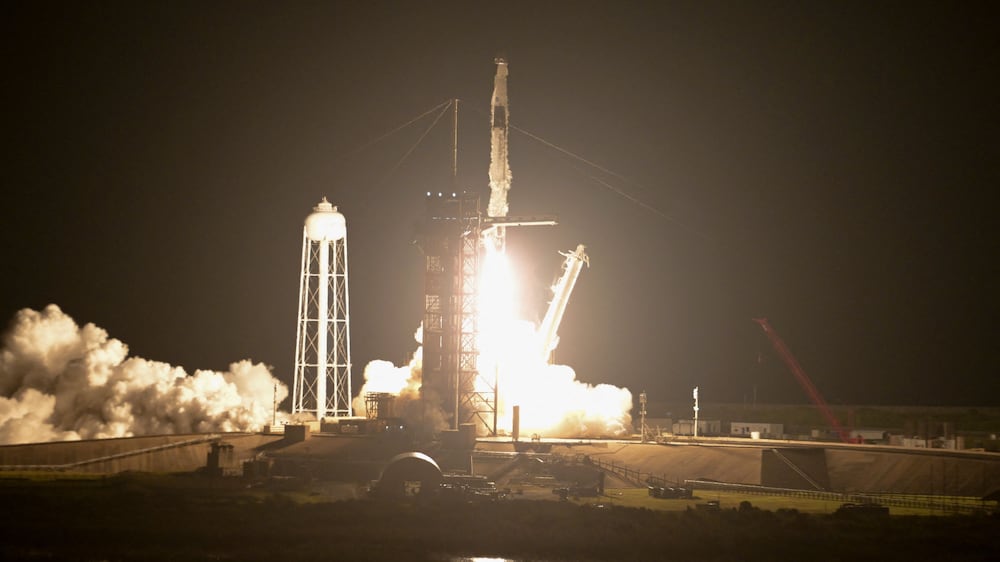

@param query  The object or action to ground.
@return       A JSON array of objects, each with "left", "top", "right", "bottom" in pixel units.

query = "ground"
[{"left": 1, "top": 472, "right": 998, "bottom": 561}]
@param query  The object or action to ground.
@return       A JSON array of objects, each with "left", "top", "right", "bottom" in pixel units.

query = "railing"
[
  {"left": 586, "top": 456, "right": 994, "bottom": 515},
  {"left": 587, "top": 456, "right": 683, "bottom": 488},
  {"left": 0, "top": 434, "right": 223, "bottom": 472},
  {"left": 684, "top": 479, "right": 994, "bottom": 515}
]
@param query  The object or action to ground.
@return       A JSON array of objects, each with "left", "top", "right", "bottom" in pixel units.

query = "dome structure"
[
  {"left": 375, "top": 452, "right": 443, "bottom": 498},
  {"left": 305, "top": 197, "right": 346, "bottom": 242}
]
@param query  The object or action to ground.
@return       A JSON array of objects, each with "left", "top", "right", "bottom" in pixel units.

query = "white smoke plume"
[
  {"left": 477, "top": 247, "right": 633, "bottom": 438},
  {"left": 352, "top": 326, "right": 423, "bottom": 414},
  {"left": 351, "top": 322, "right": 632, "bottom": 439},
  {"left": 0, "top": 305, "right": 288, "bottom": 445},
  {"left": 508, "top": 363, "right": 634, "bottom": 438},
  {"left": 483, "top": 319, "right": 633, "bottom": 439},
  {"left": 351, "top": 326, "right": 449, "bottom": 440}
]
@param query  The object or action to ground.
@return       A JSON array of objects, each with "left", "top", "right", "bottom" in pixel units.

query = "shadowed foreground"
[{"left": 0, "top": 476, "right": 998, "bottom": 561}]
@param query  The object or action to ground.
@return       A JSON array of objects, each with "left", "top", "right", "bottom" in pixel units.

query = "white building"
[{"left": 730, "top": 422, "right": 784, "bottom": 439}]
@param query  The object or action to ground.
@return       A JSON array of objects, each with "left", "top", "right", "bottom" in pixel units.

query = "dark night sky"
[{"left": 3, "top": 1, "right": 997, "bottom": 408}]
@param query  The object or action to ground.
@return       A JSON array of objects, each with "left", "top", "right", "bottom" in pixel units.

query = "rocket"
[{"left": 487, "top": 57, "right": 511, "bottom": 219}]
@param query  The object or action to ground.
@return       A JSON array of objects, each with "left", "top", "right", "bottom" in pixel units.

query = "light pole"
[
  {"left": 639, "top": 391, "right": 647, "bottom": 442},
  {"left": 693, "top": 386, "right": 699, "bottom": 438}
]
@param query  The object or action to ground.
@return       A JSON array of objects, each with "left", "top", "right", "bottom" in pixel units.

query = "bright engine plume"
[
  {"left": 0, "top": 305, "right": 288, "bottom": 445},
  {"left": 478, "top": 245, "right": 633, "bottom": 438},
  {"left": 350, "top": 246, "right": 633, "bottom": 439}
]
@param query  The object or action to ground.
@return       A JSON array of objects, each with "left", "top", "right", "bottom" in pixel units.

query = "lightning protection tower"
[{"left": 292, "top": 197, "right": 353, "bottom": 420}]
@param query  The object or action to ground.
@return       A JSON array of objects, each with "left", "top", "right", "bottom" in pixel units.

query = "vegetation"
[
  {"left": 593, "top": 488, "right": 846, "bottom": 514},
  {"left": 0, "top": 473, "right": 998, "bottom": 561},
  {"left": 585, "top": 488, "right": 997, "bottom": 516}
]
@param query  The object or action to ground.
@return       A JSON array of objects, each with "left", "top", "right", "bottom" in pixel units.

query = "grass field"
[
  {"left": 0, "top": 473, "right": 998, "bottom": 561},
  {"left": 591, "top": 488, "right": 846, "bottom": 513},
  {"left": 1, "top": 472, "right": 991, "bottom": 516},
  {"left": 575, "top": 488, "right": 996, "bottom": 516}
]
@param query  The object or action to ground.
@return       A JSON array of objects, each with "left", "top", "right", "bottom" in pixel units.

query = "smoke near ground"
[
  {"left": 353, "top": 323, "right": 633, "bottom": 439},
  {"left": 486, "top": 319, "right": 634, "bottom": 439},
  {"left": 0, "top": 305, "right": 288, "bottom": 445},
  {"left": 352, "top": 327, "right": 449, "bottom": 441}
]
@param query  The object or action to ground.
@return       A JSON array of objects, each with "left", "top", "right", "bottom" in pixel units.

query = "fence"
[
  {"left": 586, "top": 455, "right": 994, "bottom": 515},
  {"left": 684, "top": 479, "right": 995, "bottom": 515},
  {"left": 586, "top": 456, "right": 684, "bottom": 488}
]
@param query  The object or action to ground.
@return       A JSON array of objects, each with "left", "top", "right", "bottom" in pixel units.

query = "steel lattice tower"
[
  {"left": 420, "top": 192, "right": 493, "bottom": 434},
  {"left": 292, "top": 197, "right": 353, "bottom": 420},
  {"left": 457, "top": 194, "right": 492, "bottom": 434}
]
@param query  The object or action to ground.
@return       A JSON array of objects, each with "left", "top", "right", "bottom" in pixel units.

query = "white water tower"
[{"left": 292, "top": 197, "right": 353, "bottom": 419}]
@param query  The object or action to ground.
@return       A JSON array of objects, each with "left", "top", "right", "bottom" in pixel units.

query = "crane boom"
[
  {"left": 538, "top": 244, "right": 589, "bottom": 362},
  {"left": 753, "top": 318, "right": 852, "bottom": 443}
]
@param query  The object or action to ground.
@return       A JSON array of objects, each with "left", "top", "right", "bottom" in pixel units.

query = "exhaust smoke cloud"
[
  {"left": 352, "top": 327, "right": 449, "bottom": 440},
  {"left": 352, "top": 247, "right": 633, "bottom": 439},
  {"left": 0, "top": 305, "right": 288, "bottom": 445}
]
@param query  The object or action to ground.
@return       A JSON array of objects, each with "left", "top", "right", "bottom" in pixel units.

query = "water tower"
[{"left": 292, "top": 197, "right": 353, "bottom": 419}]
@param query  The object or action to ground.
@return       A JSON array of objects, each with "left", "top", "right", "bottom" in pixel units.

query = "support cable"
[
  {"left": 332, "top": 99, "right": 454, "bottom": 163},
  {"left": 583, "top": 172, "right": 712, "bottom": 240},
  {"left": 511, "top": 124, "right": 637, "bottom": 189},
  {"left": 507, "top": 119, "right": 712, "bottom": 241},
  {"left": 375, "top": 99, "right": 454, "bottom": 187}
]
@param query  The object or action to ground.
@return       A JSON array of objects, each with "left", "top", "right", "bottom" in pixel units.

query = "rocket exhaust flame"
[
  {"left": 356, "top": 58, "right": 630, "bottom": 439},
  {"left": 0, "top": 305, "right": 288, "bottom": 445},
  {"left": 478, "top": 244, "right": 632, "bottom": 438},
  {"left": 353, "top": 244, "right": 632, "bottom": 439}
]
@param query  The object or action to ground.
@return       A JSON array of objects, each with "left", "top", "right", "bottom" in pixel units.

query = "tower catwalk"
[{"left": 292, "top": 197, "right": 353, "bottom": 420}]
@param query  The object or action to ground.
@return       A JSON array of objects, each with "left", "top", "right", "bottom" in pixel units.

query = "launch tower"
[
  {"left": 420, "top": 192, "right": 489, "bottom": 433},
  {"left": 419, "top": 59, "right": 555, "bottom": 436},
  {"left": 292, "top": 197, "right": 353, "bottom": 420}
]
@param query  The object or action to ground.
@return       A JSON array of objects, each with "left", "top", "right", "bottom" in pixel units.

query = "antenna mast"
[{"left": 452, "top": 98, "right": 459, "bottom": 189}]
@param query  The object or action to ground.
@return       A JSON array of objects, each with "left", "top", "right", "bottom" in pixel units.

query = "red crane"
[{"left": 753, "top": 318, "right": 852, "bottom": 443}]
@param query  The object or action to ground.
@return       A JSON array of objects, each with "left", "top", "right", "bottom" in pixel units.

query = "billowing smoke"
[
  {"left": 483, "top": 318, "right": 633, "bottom": 439},
  {"left": 507, "top": 363, "right": 634, "bottom": 438},
  {"left": 352, "top": 326, "right": 449, "bottom": 440},
  {"left": 0, "top": 305, "right": 288, "bottom": 445},
  {"left": 351, "top": 319, "right": 632, "bottom": 439}
]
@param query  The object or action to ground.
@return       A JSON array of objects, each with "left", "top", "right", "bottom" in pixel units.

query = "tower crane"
[{"left": 753, "top": 318, "right": 852, "bottom": 443}]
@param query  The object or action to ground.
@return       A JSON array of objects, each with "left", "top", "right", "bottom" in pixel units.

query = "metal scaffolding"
[
  {"left": 420, "top": 192, "right": 494, "bottom": 434},
  {"left": 292, "top": 198, "right": 353, "bottom": 420}
]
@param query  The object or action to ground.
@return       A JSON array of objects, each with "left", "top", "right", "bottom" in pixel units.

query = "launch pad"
[{"left": 417, "top": 191, "right": 558, "bottom": 436}]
